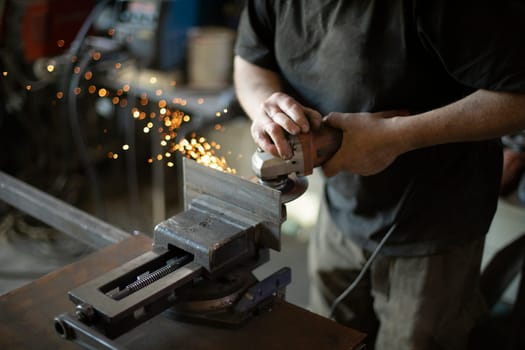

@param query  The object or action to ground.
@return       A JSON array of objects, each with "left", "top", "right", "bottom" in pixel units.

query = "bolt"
[{"left": 75, "top": 303, "right": 95, "bottom": 324}]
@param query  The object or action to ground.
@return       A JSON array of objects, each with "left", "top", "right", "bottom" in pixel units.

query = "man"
[{"left": 233, "top": 1, "right": 525, "bottom": 349}]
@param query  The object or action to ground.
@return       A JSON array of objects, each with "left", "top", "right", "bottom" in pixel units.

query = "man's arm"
[
  {"left": 323, "top": 90, "right": 525, "bottom": 176},
  {"left": 234, "top": 55, "right": 322, "bottom": 159}
]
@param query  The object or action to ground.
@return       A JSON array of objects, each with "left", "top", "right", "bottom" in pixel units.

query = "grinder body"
[{"left": 252, "top": 126, "right": 342, "bottom": 192}]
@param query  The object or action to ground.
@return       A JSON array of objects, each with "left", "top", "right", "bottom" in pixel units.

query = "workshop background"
[{"left": 0, "top": 0, "right": 524, "bottom": 348}]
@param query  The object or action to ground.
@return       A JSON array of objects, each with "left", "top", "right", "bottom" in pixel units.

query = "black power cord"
[
  {"left": 328, "top": 180, "right": 415, "bottom": 319},
  {"left": 59, "top": 0, "right": 114, "bottom": 219}
]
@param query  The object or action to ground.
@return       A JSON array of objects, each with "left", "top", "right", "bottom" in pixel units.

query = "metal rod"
[{"left": 0, "top": 171, "right": 130, "bottom": 249}]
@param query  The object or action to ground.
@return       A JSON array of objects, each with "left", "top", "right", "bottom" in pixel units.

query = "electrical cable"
[
  {"left": 328, "top": 180, "right": 415, "bottom": 320},
  {"left": 328, "top": 222, "right": 397, "bottom": 319},
  {"left": 59, "top": 0, "right": 114, "bottom": 219},
  {"left": 67, "top": 51, "right": 106, "bottom": 219}
]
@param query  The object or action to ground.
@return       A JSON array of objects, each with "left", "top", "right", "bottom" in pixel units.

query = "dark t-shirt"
[{"left": 235, "top": 0, "right": 525, "bottom": 255}]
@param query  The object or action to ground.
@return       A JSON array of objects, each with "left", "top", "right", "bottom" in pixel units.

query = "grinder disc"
[
  {"left": 250, "top": 174, "right": 308, "bottom": 203},
  {"left": 278, "top": 174, "right": 308, "bottom": 203}
]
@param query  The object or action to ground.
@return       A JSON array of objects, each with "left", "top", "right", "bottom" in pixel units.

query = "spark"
[
  {"left": 127, "top": 105, "right": 236, "bottom": 173},
  {"left": 174, "top": 135, "right": 235, "bottom": 174}
]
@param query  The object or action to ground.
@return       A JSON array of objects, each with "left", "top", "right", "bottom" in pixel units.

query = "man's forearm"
[
  {"left": 233, "top": 55, "right": 282, "bottom": 120},
  {"left": 398, "top": 89, "right": 525, "bottom": 152}
]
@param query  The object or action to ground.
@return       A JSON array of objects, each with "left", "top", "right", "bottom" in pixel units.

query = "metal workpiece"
[
  {"left": 182, "top": 158, "right": 283, "bottom": 252},
  {"left": 0, "top": 171, "right": 130, "bottom": 249}
]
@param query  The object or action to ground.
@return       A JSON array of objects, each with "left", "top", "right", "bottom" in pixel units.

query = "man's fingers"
[
  {"left": 265, "top": 93, "right": 310, "bottom": 133},
  {"left": 280, "top": 103, "right": 310, "bottom": 133},
  {"left": 251, "top": 123, "right": 278, "bottom": 156},
  {"left": 252, "top": 120, "right": 293, "bottom": 159},
  {"left": 264, "top": 122, "right": 293, "bottom": 159},
  {"left": 266, "top": 108, "right": 302, "bottom": 135},
  {"left": 304, "top": 107, "right": 323, "bottom": 130}
]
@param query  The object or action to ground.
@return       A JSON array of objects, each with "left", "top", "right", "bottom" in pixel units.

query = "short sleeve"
[
  {"left": 416, "top": 0, "right": 525, "bottom": 93},
  {"left": 234, "top": 0, "right": 278, "bottom": 71}
]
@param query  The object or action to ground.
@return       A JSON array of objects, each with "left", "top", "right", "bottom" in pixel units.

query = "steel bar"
[
  {"left": 0, "top": 170, "right": 130, "bottom": 249},
  {"left": 54, "top": 313, "right": 125, "bottom": 350}
]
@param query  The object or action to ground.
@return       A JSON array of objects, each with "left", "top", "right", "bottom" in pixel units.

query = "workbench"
[{"left": 0, "top": 234, "right": 366, "bottom": 350}]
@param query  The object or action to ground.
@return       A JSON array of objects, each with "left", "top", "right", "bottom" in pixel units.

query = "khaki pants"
[{"left": 308, "top": 198, "right": 486, "bottom": 350}]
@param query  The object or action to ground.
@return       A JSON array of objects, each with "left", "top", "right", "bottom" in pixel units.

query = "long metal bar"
[{"left": 0, "top": 171, "right": 130, "bottom": 249}]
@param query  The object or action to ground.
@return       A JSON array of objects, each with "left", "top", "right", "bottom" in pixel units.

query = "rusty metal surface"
[{"left": 0, "top": 234, "right": 365, "bottom": 350}]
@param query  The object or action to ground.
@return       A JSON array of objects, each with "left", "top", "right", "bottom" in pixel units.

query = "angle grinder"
[{"left": 251, "top": 126, "right": 342, "bottom": 202}]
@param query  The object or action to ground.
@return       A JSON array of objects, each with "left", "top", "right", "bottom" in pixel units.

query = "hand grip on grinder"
[{"left": 251, "top": 125, "right": 343, "bottom": 189}]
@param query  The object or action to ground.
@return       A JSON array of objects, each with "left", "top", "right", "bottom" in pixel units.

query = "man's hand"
[
  {"left": 251, "top": 92, "right": 322, "bottom": 159},
  {"left": 322, "top": 110, "right": 409, "bottom": 177}
]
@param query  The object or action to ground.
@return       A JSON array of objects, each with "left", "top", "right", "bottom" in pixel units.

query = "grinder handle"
[{"left": 298, "top": 126, "right": 343, "bottom": 175}]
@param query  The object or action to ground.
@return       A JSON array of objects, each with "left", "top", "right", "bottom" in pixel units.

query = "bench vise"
[{"left": 54, "top": 159, "right": 291, "bottom": 349}]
